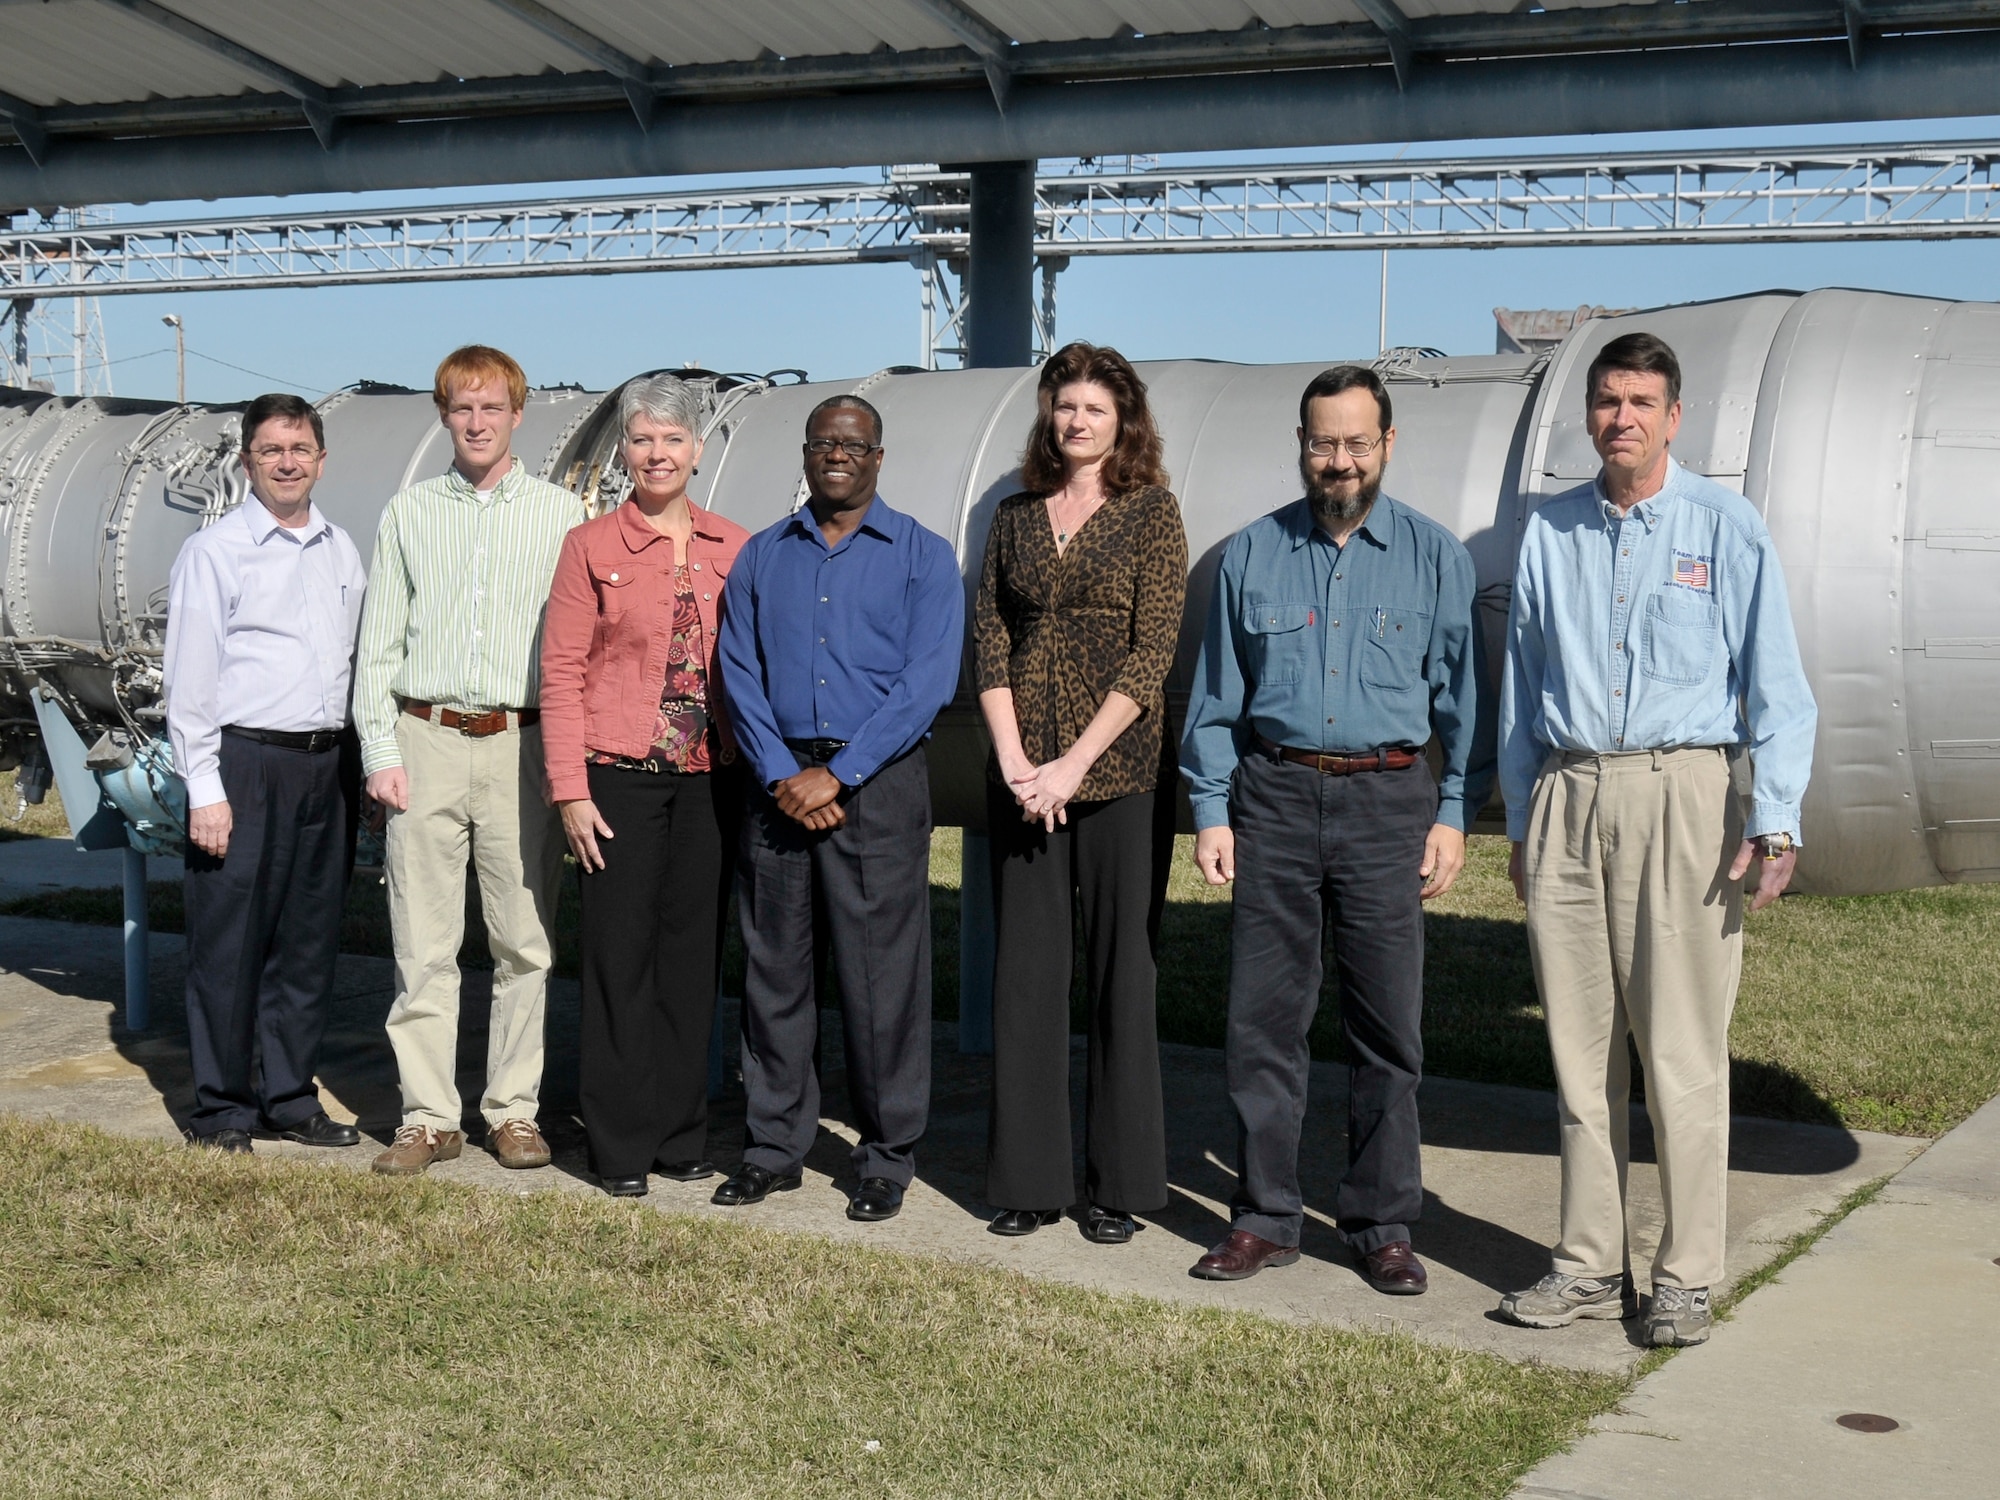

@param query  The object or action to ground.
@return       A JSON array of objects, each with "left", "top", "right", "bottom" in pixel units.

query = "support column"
[
  {"left": 121, "top": 845, "right": 149, "bottom": 1032},
  {"left": 963, "top": 160, "right": 1036, "bottom": 370}
]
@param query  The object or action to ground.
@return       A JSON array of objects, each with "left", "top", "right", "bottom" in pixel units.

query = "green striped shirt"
[{"left": 354, "top": 458, "right": 585, "bottom": 775}]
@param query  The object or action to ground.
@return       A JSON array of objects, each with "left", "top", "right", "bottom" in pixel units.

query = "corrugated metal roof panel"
[{"left": 0, "top": 1, "right": 267, "bottom": 107}]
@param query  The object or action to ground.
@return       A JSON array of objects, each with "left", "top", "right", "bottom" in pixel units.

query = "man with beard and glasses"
[{"left": 1179, "top": 364, "right": 1493, "bottom": 1292}]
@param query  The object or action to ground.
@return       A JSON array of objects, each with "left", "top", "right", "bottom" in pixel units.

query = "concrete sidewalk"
[
  {"left": 1516, "top": 1094, "right": 2000, "bottom": 1498},
  {"left": 0, "top": 834, "right": 177, "bottom": 903},
  {"left": 0, "top": 911, "right": 1918, "bottom": 1377}
]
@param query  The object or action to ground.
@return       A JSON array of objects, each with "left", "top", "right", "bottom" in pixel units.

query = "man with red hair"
[{"left": 354, "top": 345, "right": 583, "bottom": 1176}]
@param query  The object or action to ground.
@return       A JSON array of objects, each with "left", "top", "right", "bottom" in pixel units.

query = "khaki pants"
[
  {"left": 383, "top": 713, "right": 564, "bottom": 1132},
  {"left": 1522, "top": 746, "right": 1745, "bottom": 1291}
]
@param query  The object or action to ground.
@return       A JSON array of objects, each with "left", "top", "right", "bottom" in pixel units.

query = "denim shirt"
[
  {"left": 1180, "top": 495, "right": 1493, "bottom": 832},
  {"left": 1498, "top": 459, "right": 1817, "bottom": 843}
]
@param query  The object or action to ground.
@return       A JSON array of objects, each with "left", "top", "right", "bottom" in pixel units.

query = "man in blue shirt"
[
  {"left": 1496, "top": 332, "right": 1816, "bottom": 1348},
  {"left": 714, "top": 394, "right": 963, "bottom": 1225},
  {"left": 1180, "top": 366, "right": 1493, "bottom": 1292}
]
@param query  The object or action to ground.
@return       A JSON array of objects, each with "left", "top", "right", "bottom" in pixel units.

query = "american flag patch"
[{"left": 1671, "top": 552, "right": 1711, "bottom": 590}]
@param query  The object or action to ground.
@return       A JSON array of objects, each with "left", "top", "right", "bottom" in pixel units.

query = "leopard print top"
[{"left": 973, "top": 484, "right": 1188, "bottom": 802}]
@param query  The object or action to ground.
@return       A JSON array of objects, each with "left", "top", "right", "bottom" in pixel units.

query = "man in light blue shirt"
[
  {"left": 1496, "top": 332, "right": 1816, "bottom": 1348},
  {"left": 1179, "top": 365, "right": 1494, "bottom": 1293},
  {"left": 165, "top": 392, "right": 366, "bottom": 1155}
]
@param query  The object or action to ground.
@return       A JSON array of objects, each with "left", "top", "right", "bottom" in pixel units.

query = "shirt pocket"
[
  {"left": 1640, "top": 591, "right": 1720, "bottom": 687},
  {"left": 1240, "top": 599, "right": 1312, "bottom": 684},
  {"left": 1359, "top": 606, "right": 1431, "bottom": 692},
  {"left": 588, "top": 555, "right": 644, "bottom": 618}
]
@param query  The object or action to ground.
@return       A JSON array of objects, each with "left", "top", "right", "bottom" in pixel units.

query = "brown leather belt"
[
  {"left": 400, "top": 699, "right": 539, "bottom": 737},
  {"left": 1257, "top": 735, "right": 1419, "bottom": 776}
]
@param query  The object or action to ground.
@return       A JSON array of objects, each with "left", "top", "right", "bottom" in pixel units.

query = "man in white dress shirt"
[{"left": 165, "top": 392, "right": 367, "bottom": 1154}]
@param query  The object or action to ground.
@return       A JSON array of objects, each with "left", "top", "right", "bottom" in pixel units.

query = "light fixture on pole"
[{"left": 160, "top": 314, "right": 184, "bottom": 403}]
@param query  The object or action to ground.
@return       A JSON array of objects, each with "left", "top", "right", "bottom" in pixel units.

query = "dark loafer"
[
  {"left": 989, "top": 1208, "right": 1064, "bottom": 1237},
  {"left": 656, "top": 1159, "right": 716, "bottom": 1182},
  {"left": 1081, "top": 1205, "right": 1142, "bottom": 1244},
  {"left": 847, "top": 1177, "right": 905, "bottom": 1222},
  {"left": 1190, "top": 1229, "right": 1300, "bottom": 1281},
  {"left": 601, "top": 1174, "right": 649, "bottom": 1198},
  {"left": 1361, "top": 1241, "right": 1429, "bottom": 1296},
  {"left": 191, "top": 1128, "right": 253, "bottom": 1155},
  {"left": 711, "top": 1163, "right": 802, "bottom": 1207},
  {"left": 276, "top": 1113, "right": 360, "bottom": 1148}
]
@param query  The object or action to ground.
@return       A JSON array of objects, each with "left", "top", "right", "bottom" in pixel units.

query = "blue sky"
[{"left": 54, "top": 113, "right": 2000, "bottom": 405}]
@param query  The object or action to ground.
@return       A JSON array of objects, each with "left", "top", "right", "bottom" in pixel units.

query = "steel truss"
[{"left": 5, "top": 141, "right": 1999, "bottom": 369}]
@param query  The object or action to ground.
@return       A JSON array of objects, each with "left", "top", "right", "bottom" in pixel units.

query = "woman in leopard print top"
[{"left": 973, "top": 342, "right": 1188, "bottom": 1245}]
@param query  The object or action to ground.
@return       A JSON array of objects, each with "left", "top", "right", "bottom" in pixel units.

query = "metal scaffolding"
[{"left": 7, "top": 140, "right": 2000, "bottom": 369}]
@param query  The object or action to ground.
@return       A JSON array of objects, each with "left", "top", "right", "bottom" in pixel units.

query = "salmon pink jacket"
[{"left": 540, "top": 497, "right": 750, "bottom": 803}]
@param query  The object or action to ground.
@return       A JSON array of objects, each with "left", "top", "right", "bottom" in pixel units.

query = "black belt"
[
  {"left": 784, "top": 736, "right": 849, "bottom": 764},
  {"left": 223, "top": 724, "right": 344, "bottom": 754}
]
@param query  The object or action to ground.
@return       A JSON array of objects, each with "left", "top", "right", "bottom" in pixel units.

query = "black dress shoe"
[
  {"left": 989, "top": 1208, "right": 1063, "bottom": 1237},
  {"left": 276, "top": 1113, "right": 361, "bottom": 1148},
  {"left": 655, "top": 1159, "right": 716, "bottom": 1182},
  {"left": 1081, "top": 1205, "right": 1143, "bottom": 1244},
  {"left": 711, "top": 1163, "right": 802, "bottom": 1207},
  {"left": 847, "top": 1177, "right": 905, "bottom": 1222},
  {"left": 191, "top": 1128, "right": 253, "bottom": 1155},
  {"left": 601, "top": 1174, "right": 649, "bottom": 1198}
]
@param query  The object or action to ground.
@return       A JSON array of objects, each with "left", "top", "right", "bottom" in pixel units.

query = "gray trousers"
[
  {"left": 1225, "top": 749, "right": 1435, "bottom": 1253},
  {"left": 736, "top": 746, "right": 933, "bottom": 1186}
]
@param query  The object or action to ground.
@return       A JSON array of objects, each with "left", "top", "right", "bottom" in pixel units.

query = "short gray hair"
[{"left": 618, "top": 374, "right": 706, "bottom": 437}]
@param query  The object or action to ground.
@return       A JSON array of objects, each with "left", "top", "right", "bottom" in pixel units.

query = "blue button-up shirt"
[
  {"left": 1499, "top": 459, "right": 1817, "bottom": 843},
  {"left": 1180, "top": 495, "right": 1493, "bottom": 832},
  {"left": 717, "top": 493, "right": 964, "bottom": 791}
]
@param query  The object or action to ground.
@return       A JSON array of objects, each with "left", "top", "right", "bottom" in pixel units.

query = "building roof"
[{"left": 6, "top": 1, "right": 2000, "bottom": 208}]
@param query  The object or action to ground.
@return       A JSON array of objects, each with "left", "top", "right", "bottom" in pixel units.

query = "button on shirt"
[
  {"left": 352, "top": 458, "right": 583, "bottom": 776},
  {"left": 1180, "top": 495, "right": 1493, "bottom": 832},
  {"left": 717, "top": 495, "right": 964, "bottom": 791},
  {"left": 164, "top": 498, "right": 367, "bottom": 809},
  {"left": 1498, "top": 458, "right": 1817, "bottom": 843}
]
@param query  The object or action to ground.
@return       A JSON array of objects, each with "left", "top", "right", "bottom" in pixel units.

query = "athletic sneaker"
[
  {"left": 1498, "top": 1272, "right": 1629, "bottom": 1329},
  {"left": 1644, "top": 1284, "right": 1713, "bottom": 1347}
]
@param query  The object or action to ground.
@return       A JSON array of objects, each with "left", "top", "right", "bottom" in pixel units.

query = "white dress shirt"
[{"left": 165, "top": 498, "right": 367, "bottom": 809}]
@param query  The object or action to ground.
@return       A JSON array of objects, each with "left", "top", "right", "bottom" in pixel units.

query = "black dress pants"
[
  {"left": 576, "top": 761, "right": 733, "bottom": 1178},
  {"left": 985, "top": 782, "right": 1171, "bottom": 1214},
  {"left": 736, "top": 747, "right": 932, "bottom": 1187},
  {"left": 1225, "top": 750, "right": 1435, "bottom": 1254},
  {"left": 182, "top": 730, "right": 358, "bottom": 1136}
]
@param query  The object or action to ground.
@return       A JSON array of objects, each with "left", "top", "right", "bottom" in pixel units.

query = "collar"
[
  {"left": 445, "top": 456, "right": 523, "bottom": 503},
  {"left": 792, "top": 492, "right": 894, "bottom": 548},
  {"left": 1594, "top": 456, "right": 1682, "bottom": 531},
  {"left": 244, "top": 497, "right": 330, "bottom": 545},
  {"left": 1285, "top": 493, "right": 1396, "bottom": 553},
  {"left": 614, "top": 497, "right": 731, "bottom": 554}
]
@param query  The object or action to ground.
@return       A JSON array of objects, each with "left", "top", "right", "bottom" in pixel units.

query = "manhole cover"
[{"left": 1836, "top": 1413, "right": 1901, "bottom": 1434}]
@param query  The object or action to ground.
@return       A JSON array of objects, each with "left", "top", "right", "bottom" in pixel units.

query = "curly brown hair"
[{"left": 1018, "top": 342, "right": 1169, "bottom": 498}]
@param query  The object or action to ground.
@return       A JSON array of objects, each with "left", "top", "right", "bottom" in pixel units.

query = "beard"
[{"left": 1302, "top": 455, "right": 1381, "bottom": 530}]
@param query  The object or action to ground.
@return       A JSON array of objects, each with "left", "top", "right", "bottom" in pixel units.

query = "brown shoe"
[
  {"left": 1190, "top": 1229, "right": 1301, "bottom": 1281},
  {"left": 372, "top": 1124, "right": 464, "bottom": 1177},
  {"left": 1361, "top": 1241, "right": 1429, "bottom": 1296},
  {"left": 490, "top": 1118, "right": 552, "bottom": 1169}
]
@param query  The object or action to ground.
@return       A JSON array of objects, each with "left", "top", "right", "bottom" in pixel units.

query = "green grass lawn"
[
  {"left": 0, "top": 1115, "right": 1618, "bottom": 1500},
  {"left": 6, "top": 765, "right": 1995, "bottom": 1137}
]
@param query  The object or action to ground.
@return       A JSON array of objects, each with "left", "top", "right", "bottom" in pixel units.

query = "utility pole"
[{"left": 161, "top": 313, "right": 184, "bottom": 402}]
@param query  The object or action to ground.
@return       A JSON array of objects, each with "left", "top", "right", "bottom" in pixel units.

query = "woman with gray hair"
[{"left": 541, "top": 375, "right": 750, "bottom": 1196}]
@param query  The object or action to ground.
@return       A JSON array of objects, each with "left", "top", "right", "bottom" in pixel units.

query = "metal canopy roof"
[{"left": 6, "top": 0, "right": 2000, "bottom": 209}]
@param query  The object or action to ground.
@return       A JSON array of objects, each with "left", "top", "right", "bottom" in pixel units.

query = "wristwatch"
[{"left": 1759, "top": 832, "right": 1795, "bottom": 860}]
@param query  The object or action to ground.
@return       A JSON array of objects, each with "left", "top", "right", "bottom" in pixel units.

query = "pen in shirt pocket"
[{"left": 1373, "top": 606, "right": 1386, "bottom": 637}]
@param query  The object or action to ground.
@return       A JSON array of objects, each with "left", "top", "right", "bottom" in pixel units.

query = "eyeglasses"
[
  {"left": 247, "top": 445, "right": 323, "bottom": 464},
  {"left": 804, "top": 438, "right": 880, "bottom": 458},
  {"left": 1304, "top": 434, "right": 1385, "bottom": 459}
]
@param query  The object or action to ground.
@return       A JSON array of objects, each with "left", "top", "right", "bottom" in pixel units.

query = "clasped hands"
[
  {"left": 773, "top": 765, "right": 846, "bottom": 831},
  {"left": 999, "top": 751, "right": 1087, "bottom": 832}
]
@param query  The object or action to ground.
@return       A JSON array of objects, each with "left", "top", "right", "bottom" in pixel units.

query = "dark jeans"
[
  {"left": 985, "top": 782, "right": 1172, "bottom": 1214},
  {"left": 736, "top": 746, "right": 933, "bottom": 1187},
  {"left": 576, "top": 761, "right": 735, "bottom": 1178},
  {"left": 1225, "top": 749, "right": 1435, "bottom": 1253},
  {"left": 182, "top": 730, "right": 358, "bottom": 1136}
]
